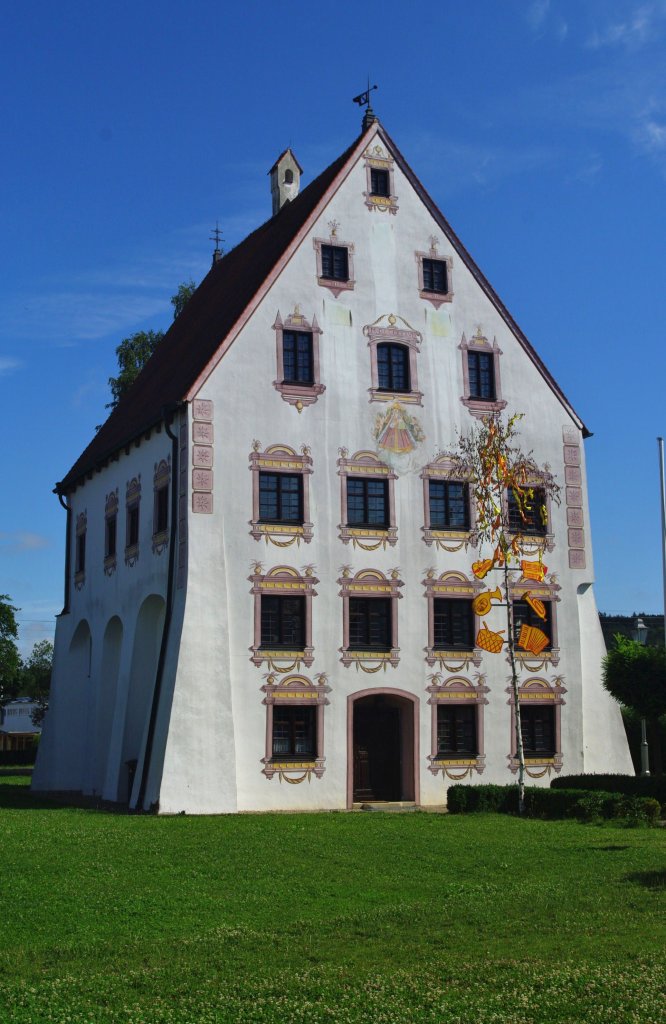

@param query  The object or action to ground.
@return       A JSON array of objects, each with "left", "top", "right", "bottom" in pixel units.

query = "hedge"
[
  {"left": 551, "top": 773, "right": 666, "bottom": 808},
  {"left": 446, "top": 783, "right": 660, "bottom": 824}
]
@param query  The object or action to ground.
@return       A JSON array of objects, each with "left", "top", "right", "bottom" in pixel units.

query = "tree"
[
  {"left": 20, "top": 639, "right": 54, "bottom": 727},
  {"left": 603, "top": 634, "right": 666, "bottom": 776},
  {"left": 0, "top": 595, "right": 21, "bottom": 701},
  {"left": 451, "top": 412, "right": 560, "bottom": 813},
  {"left": 106, "top": 280, "right": 196, "bottom": 410}
]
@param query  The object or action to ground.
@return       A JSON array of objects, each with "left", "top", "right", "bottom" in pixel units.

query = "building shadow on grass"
[
  {"left": 623, "top": 870, "right": 666, "bottom": 890},
  {"left": 0, "top": 771, "right": 129, "bottom": 813}
]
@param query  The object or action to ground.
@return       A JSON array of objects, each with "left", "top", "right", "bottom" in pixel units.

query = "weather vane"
[
  {"left": 210, "top": 221, "right": 224, "bottom": 265},
  {"left": 352, "top": 80, "right": 378, "bottom": 110}
]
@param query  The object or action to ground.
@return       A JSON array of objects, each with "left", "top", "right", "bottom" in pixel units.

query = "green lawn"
[{"left": 0, "top": 774, "right": 663, "bottom": 1023}]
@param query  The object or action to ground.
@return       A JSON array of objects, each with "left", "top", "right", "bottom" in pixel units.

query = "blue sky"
[{"left": 2, "top": 0, "right": 665, "bottom": 653}]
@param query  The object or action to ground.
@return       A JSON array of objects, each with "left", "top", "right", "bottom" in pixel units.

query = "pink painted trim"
[
  {"left": 273, "top": 310, "right": 325, "bottom": 410},
  {"left": 248, "top": 443, "right": 314, "bottom": 544},
  {"left": 313, "top": 235, "right": 356, "bottom": 298},
  {"left": 186, "top": 126, "right": 381, "bottom": 401},
  {"left": 363, "top": 318, "right": 423, "bottom": 406},
  {"left": 426, "top": 675, "right": 489, "bottom": 776},
  {"left": 338, "top": 568, "right": 404, "bottom": 668},
  {"left": 337, "top": 449, "right": 398, "bottom": 547},
  {"left": 346, "top": 688, "right": 420, "bottom": 809},
  {"left": 459, "top": 330, "right": 507, "bottom": 419},
  {"left": 261, "top": 673, "right": 330, "bottom": 778},
  {"left": 415, "top": 247, "right": 453, "bottom": 309},
  {"left": 506, "top": 677, "right": 566, "bottom": 774}
]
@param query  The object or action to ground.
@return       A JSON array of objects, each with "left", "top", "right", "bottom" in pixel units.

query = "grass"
[{"left": 0, "top": 774, "right": 664, "bottom": 1023}]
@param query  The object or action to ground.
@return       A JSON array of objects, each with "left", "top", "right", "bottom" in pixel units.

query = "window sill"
[
  {"left": 422, "top": 527, "right": 472, "bottom": 550},
  {"left": 103, "top": 555, "right": 117, "bottom": 577},
  {"left": 369, "top": 387, "right": 422, "bottom": 406},
  {"left": 74, "top": 571, "right": 85, "bottom": 591},
  {"left": 428, "top": 754, "right": 486, "bottom": 777},
  {"left": 341, "top": 648, "right": 399, "bottom": 669},
  {"left": 250, "top": 522, "right": 313, "bottom": 545},
  {"left": 262, "top": 757, "right": 325, "bottom": 780},
  {"left": 419, "top": 288, "right": 453, "bottom": 310},
  {"left": 152, "top": 529, "right": 169, "bottom": 555},
  {"left": 461, "top": 396, "right": 507, "bottom": 419},
  {"left": 251, "top": 647, "right": 314, "bottom": 669},
  {"left": 364, "top": 192, "right": 398, "bottom": 214},
  {"left": 124, "top": 544, "right": 139, "bottom": 568},
  {"left": 274, "top": 380, "right": 325, "bottom": 412},
  {"left": 339, "top": 525, "right": 397, "bottom": 550},
  {"left": 317, "top": 275, "right": 354, "bottom": 299},
  {"left": 426, "top": 647, "right": 482, "bottom": 669}
]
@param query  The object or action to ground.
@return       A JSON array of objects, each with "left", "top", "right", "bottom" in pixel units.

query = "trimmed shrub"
[
  {"left": 551, "top": 773, "right": 665, "bottom": 815},
  {"left": 447, "top": 784, "right": 518, "bottom": 814},
  {"left": 446, "top": 784, "right": 660, "bottom": 825}
]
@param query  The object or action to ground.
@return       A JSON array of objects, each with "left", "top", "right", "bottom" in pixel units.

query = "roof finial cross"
[{"left": 210, "top": 221, "right": 225, "bottom": 266}]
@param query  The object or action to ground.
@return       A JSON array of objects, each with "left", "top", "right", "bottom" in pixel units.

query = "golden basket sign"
[{"left": 476, "top": 621, "right": 505, "bottom": 654}]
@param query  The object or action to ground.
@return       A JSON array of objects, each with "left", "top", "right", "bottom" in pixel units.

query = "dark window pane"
[
  {"left": 156, "top": 485, "right": 168, "bottom": 534},
  {"left": 106, "top": 516, "right": 116, "bottom": 558},
  {"left": 259, "top": 473, "right": 303, "bottom": 523},
  {"left": 507, "top": 488, "right": 547, "bottom": 535},
  {"left": 467, "top": 351, "right": 495, "bottom": 400},
  {"left": 349, "top": 597, "right": 391, "bottom": 650},
  {"left": 512, "top": 600, "right": 552, "bottom": 650},
  {"left": 422, "top": 258, "right": 448, "bottom": 294},
  {"left": 127, "top": 505, "right": 139, "bottom": 547},
  {"left": 520, "top": 705, "right": 555, "bottom": 755},
  {"left": 429, "top": 480, "right": 469, "bottom": 530},
  {"left": 346, "top": 478, "right": 388, "bottom": 527},
  {"left": 321, "top": 244, "right": 349, "bottom": 281},
  {"left": 261, "top": 595, "right": 305, "bottom": 649},
  {"left": 283, "top": 331, "right": 314, "bottom": 384},
  {"left": 370, "top": 168, "right": 390, "bottom": 197},
  {"left": 272, "top": 705, "right": 316, "bottom": 759},
  {"left": 76, "top": 533, "right": 86, "bottom": 573},
  {"left": 437, "top": 704, "right": 477, "bottom": 756},
  {"left": 377, "top": 343, "right": 409, "bottom": 392},
  {"left": 433, "top": 599, "right": 474, "bottom": 649}
]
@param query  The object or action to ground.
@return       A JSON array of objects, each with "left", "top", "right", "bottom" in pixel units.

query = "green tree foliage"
[
  {"left": 603, "top": 634, "right": 666, "bottom": 775},
  {"left": 20, "top": 639, "right": 53, "bottom": 726},
  {"left": 106, "top": 281, "right": 196, "bottom": 410},
  {"left": 0, "top": 595, "right": 21, "bottom": 700}
]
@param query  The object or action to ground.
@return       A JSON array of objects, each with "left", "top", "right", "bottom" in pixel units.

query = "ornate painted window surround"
[
  {"left": 415, "top": 238, "right": 453, "bottom": 309},
  {"left": 363, "top": 313, "right": 422, "bottom": 405},
  {"left": 104, "top": 489, "right": 118, "bottom": 577},
  {"left": 124, "top": 476, "right": 141, "bottom": 567},
  {"left": 362, "top": 142, "right": 398, "bottom": 214},
  {"left": 422, "top": 570, "right": 484, "bottom": 671},
  {"left": 427, "top": 673, "right": 489, "bottom": 779},
  {"left": 337, "top": 449, "right": 397, "bottom": 550},
  {"left": 74, "top": 510, "right": 87, "bottom": 590},
  {"left": 338, "top": 567, "right": 403, "bottom": 671},
  {"left": 459, "top": 328, "right": 507, "bottom": 418},
  {"left": 152, "top": 458, "right": 170, "bottom": 555},
  {"left": 506, "top": 483, "right": 556, "bottom": 555},
  {"left": 261, "top": 672, "right": 331, "bottom": 782},
  {"left": 272, "top": 308, "right": 325, "bottom": 412},
  {"left": 507, "top": 573, "right": 561, "bottom": 670},
  {"left": 507, "top": 675, "right": 566, "bottom": 777},
  {"left": 313, "top": 224, "right": 355, "bottom": 298},
  {"left": 249, "top": 564, "right": 318, "bottom": 672},
  {"left": 249, "top": 442, "right": 313, "bottom": 547},
  {"left": 421, "top": 453, "right": 475, "bottom": 552}
]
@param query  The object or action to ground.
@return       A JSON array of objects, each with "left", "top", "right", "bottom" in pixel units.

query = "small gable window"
[
  {"left": 467, "top": 350, "right": 495, "bottom": 401},
  {"left": 273, "top": 309, "right": 325, "bottom": 410},
  {"left": 321, "top": 244, "right": 349, "bottom": 282},
  {"left": 416, "top": 240, "right": 453, "bottom": 308},
  {"left": 370, "top": 167, "right": 390, "bottom": 197},
  {"left": 423, "top": 258, "right": 448, "bottom": 294},
  {"left": 459, "top": 328, "right": 506, "bottom": 419},
  {"left": 377, "top": 343, "right": 410, "bottom": 393},
  {"left": 283, "top": 330, "right": 314, "bottom": 385}
]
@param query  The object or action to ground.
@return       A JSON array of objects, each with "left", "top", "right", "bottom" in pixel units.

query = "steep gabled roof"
[{"left": 60, "top": 121, "right": 587, "bottom": 492}]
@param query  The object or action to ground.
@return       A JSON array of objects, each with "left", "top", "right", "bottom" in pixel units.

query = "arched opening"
[
  {"left": 119, "top": 595, "right": 165, "bottom": 803},
  {"left": 348, "top": 689, "right": 419, "bottom": 807},
  {"left": 284, "top": 168, "right": 294, "bottom": 184},
  {"left": 94, "top": 616, "right": 123, "bottom": 796},
  {"left": 67, "top": 619, "right": 93, "bottom": 789}
]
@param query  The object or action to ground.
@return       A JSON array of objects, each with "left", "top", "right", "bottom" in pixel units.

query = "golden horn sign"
[
  {"left": 472, "top": 586, "right": 502, "bottom": 617},
  {"left": 476, "top": 621, "right": 505, "bottom": 654},
  {"left": 522, "top": 591, "right": 547, "bottom": 620},
  {"left": 472, "top": 558, "right": 494, "bottom": 580}
]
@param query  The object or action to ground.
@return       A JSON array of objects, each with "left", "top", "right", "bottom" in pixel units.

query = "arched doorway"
[{"left": 347, "top": 689, "right": 419, "bottom": 807}]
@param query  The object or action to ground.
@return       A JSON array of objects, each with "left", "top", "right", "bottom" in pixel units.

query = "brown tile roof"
[
  {"left": 59, "top": 133, "right": 363, "bottom": 491},
  {"left": 59, "top": 122, "right": 588, "bottom": 492}
]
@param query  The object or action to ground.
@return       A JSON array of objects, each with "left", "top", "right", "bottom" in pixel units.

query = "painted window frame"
[
  {"left": 152, "top": 458, "right": 170, "bottom": 555},
  {"left": 363, "top": 314, "right": 422, "bottom": 405},
  {"left": 124, "top": 476, "right": 141, "bottom": 567},
  {"left": 506, "top": 483, "right": 555, "bottom": 553},
  {"left": 421, "top": 454, "right": 474, "bottom": 551},
  {"left": 104, "top": 489, "right": 118, "bottom": 576},
  {"left": 507, "top": 572, "right": 561, "bottom": 668},
  {"left": 261, "top": 673, "right": 330, "bottom": 781},
  {"left": 459, "top": 328, "right": 507, "bottom": 418},
  {"left": 249, "top": 443, "right": 313, "bottom": 546},
  {"left": 249, "top": 564, "right": 318, "bottom": 671},
  {"left": 338, "top": 567, "right": 403, "bottom": 670},
  {"left": 507, "top": 676, "right": 566, "bottom": 777},
  {"left": 313, "top": 229, "right": 356, "bottom": 298},
  {"left": 273, "top": 308, "right": 325, "bottom": 411},
  {"left": 337, "top": 449, "right": 397, "bottom": 550},
  {"left": 362, "top": 142, "right": 398, "bottom": 214},
  {"left": 74, "top": 510, "right": 87, "bottom": 590},
  {"left": 416, "top": 240, "right": 453, "bottom": 309},
  {"left": 422, "top": 570, "right": 483, "bottom": 670},
  {"left": 427, "top": 674, "right": 489, "bottom": 779}
]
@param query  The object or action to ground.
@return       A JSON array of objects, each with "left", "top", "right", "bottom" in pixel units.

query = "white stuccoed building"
[{"left": 33, "top": 115, "right": 632, "bottom": 813}]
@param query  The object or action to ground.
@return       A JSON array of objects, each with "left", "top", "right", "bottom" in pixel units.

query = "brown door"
[{"left": 353, "top": 700, "right": 401, "bottom": 801}]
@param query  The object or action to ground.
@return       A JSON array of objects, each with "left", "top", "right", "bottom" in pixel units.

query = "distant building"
[
  {"left": 1, "top": 698, "right": 41, "bottom": 755},
  {"left": 33, "top": 115, "right": 633, "bottom": 812}
]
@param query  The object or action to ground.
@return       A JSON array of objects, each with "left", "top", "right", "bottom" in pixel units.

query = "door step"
[{"left": 353, "top": 801, "right": 418, "bottom": 812}]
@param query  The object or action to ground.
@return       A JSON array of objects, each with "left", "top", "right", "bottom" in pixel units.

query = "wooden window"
[
  {"left": 104, "top": 489, "right": 119, "bottom": 575},
  {"left": 346, "top": 478, "right": 389, "bottom": 528},
  {"left": 422, "top": 258, "right": 448, "bottom": 294},
  {"left": 377, "top": 343, "right": 410, "bottom": 392},
  {"left": 507, "top": 487, "right": 547, "bottom": 536},
  {"left": 105, "top": 515, "right": 117, "bottom": 559},
  {"left": 283, "top": 330, "right": 314, "bottom": 385},
  {"left": 259, "top": 472, "right": 303, "bottom": 524},
  {"left": 349, "top": 597, "right": 391, "bottom": 651},
  {"left": 75, "top": 531, "right": 86, "bottom": 575},
  {"left": 320, "top": 244, "right": 349, "bottom": 282},
  {"left": 155, "top": 485, "right": 168, "bottom": 535},
  {"left": 127, "top": 505, "right": 139, "bottom": 548},
  {"left": 429, "top": 480, "right": 469, "bottom": 531},
  {"left": 370, "top": 167, "right": 390, "bottom": 197},
  {"left": 512, "top": 599, "right": 552, "bottom": 650},
  {"left": 520, "top": 704, "right": 556, "bottom": 756},
  {"left": 74, "top": 510, "right": 87, "bottom": 588},
  {"left": 261, "top": 595, "right": 305, "bottom": 649},
  {"left": 125, "top": 476, "right": 141, "bottom": 566},
  {"left": 467, "top": 350, "right": 495, "bottom": 401},
  {"left": 437, "top": 704, "right": 477, "bottom": 757},
  {"left": 433, "top": 598, "right": 475, "bottom": 650},
  {"left": 272, "top": 705, "right": 316, "bottom": 759}
]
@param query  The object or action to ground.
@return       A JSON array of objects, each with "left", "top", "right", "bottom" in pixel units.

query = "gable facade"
[{"left": 33, "top": 122, "right": 632, "bottom": 812}]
